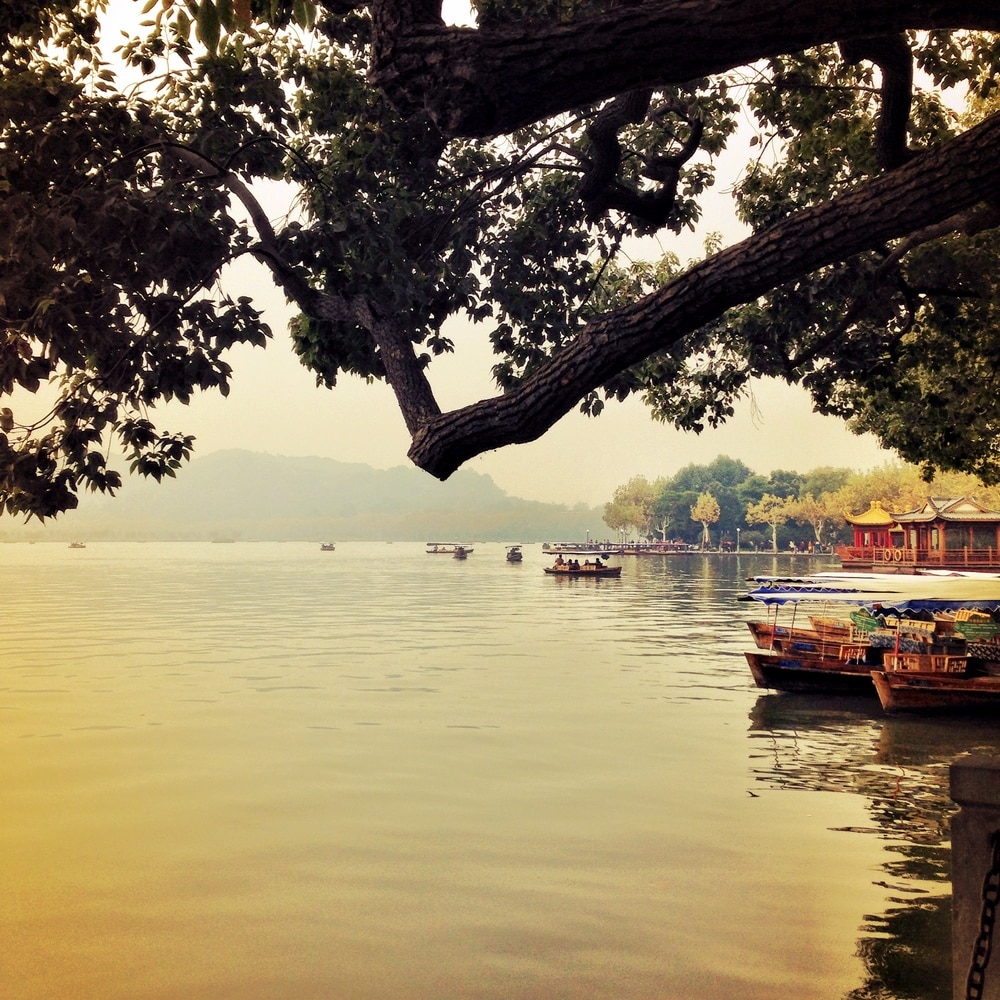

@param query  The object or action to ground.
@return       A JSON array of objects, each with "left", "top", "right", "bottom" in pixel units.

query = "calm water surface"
[{"left": 0, "top": 542, "right": 988, "bottom": 999}]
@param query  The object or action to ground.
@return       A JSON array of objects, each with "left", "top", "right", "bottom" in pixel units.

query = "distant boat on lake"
[{"left": 544, "top": 556, "right": 621, "bottom": 578}]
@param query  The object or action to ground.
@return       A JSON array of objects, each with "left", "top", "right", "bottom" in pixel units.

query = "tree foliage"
[
  {"left": 603, "top": 474, "right": 664, "bottom": 539},
  {"left": 745, "top": 492, "right": 793, "bottom": 552},
  {"left": 689, "top": 490, "right": 720, "bottom": 548},
  {"left": 605, "top": 455, "right": 1000, "bottom": 550},
  {"left": 786, "top": 493, "right": 838, "bottom": 546},
  {"left": 4, "top": 0, "right": 1000, "bottom": 517}
]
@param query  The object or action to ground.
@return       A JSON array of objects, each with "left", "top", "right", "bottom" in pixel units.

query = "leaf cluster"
[{"left": 1, "top": 13, "right": 273, "bottom": 516}]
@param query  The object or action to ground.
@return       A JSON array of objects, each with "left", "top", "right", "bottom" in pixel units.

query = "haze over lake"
[{"left": 2, "top": 541, "right": 970, "bottom": 999}]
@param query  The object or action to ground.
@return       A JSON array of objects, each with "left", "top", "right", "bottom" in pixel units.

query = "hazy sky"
[{"left": 160, "top": 260, "right": 892, "bottom": 509}]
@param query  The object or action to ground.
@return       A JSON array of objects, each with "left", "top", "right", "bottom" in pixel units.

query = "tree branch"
[
  {"left": 839, "top": 33, "right": 913, "bottom": 169},
  {"left": 351, "top": 299, "right": 442, "bottom": 432},
  {"left": 408, "top": 110, "right": 1000, "bottom": 476},
  {"left": 165, "top": 143, "right": 357, "bottom": 325},
  {"left": 369, "top": 0, "right": 1000, "bottom": 138},
  {"left": 170, "top": 144, "right": 444, "bottom": 427}
]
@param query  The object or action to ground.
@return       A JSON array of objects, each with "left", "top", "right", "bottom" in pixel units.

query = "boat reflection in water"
[{"left": 748, "top": 693, "right": 1000, "bottom": 1000}]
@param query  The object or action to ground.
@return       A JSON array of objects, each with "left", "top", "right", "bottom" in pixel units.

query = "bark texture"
[
  {"left": 362, "top": 0, "right": 1000, "bottom": 480},
  {"left": 370, "top": 0, "right": 1000, "bottom": 138}
]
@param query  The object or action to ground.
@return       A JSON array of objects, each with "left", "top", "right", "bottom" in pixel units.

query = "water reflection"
[
  {"left": 0, "top": 544, "right": 989, "bottom": 999},
  {"left": 748, "top": 693, "right": 1000, "bottom": 1000}
]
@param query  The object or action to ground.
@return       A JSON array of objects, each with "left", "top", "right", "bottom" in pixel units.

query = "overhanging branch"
[
  {"left": 166, "top": 143, "right": 356, "bottom": 325},
  {"left": 407, "top": 110, "right": 1000, "bottom": 477},
  {"left": 370, "top": 0, "right": 1000, "bottom": 137}
]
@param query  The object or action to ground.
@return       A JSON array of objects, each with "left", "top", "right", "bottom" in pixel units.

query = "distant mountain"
[{"left": 3, "top": 450, "right": 605, "bottom": 542}]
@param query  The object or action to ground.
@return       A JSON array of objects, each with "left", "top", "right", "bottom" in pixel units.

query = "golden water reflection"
[
  {"left": 0, "top": 543, "right": 977, "bottom": 998},
  {"left": 748, "top": 692, "right": 1000, "bottom": 1000}
]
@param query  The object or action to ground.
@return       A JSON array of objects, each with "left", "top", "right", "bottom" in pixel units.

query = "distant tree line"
[{"left": 602, "top": 457, "right": 1000, "bottom": 552}]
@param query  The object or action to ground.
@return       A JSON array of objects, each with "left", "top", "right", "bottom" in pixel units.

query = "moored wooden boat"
[
  {"left": 739, "top": 571, "right": 1000, "bottom": 715},
  {"left": 744, "top": 650, "right": 877, "bottom": 695},
  {"left": 747, "top": 620, "right": 865, "bottom": 659},
  {"left": 871, "top": 669, "right": 1000, "bottom": 714}
]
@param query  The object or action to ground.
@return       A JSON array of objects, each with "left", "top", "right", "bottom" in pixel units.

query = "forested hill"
[{"left": 3, "top": 450, "right": 602, "bottom": 542}]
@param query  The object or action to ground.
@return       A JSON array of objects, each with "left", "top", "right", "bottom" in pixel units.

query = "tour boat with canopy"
[{"left": 740, "top": 572, "right": 1000, "bottom": 710}]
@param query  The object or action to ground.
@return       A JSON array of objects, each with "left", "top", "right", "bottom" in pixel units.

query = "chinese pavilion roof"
[
  {"left": 845, "top": 500, "right": 895, "bottom": 527},
  {"left": 892, "top": 496, "right": 1000, "bottom": 524}
]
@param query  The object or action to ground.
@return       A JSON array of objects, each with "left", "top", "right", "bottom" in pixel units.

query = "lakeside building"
[{"left": 838, "top": 496, "right": 1000, "bottom": 572}]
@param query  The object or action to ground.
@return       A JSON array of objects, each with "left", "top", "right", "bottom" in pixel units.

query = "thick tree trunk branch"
[
  {"left": 839, "top": 33, "right": 913, "bottom": 169},
  {"left": 352, "top": 300, "right": 442, "bottom": 432},
  {"left": 408, "top": 111, "right": 1000, "bottom": 477},
  {"left": 370, "top": 0, "right": 1000, "bottom": 137}
]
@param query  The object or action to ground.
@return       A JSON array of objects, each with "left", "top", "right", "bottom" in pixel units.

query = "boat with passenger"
[
  {"left": 426, "top": 543, "right": 474, "bottom": 555},
  {"left": 544, "top": 554, "right": 622, "bottom": 578},
  {"left": 506, "top": 545, "right": 523, "bottom": 562}
]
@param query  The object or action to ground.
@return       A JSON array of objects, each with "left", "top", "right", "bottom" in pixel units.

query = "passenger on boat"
[{"left": 555, "top": 554, "right": 565, "bottom": 566}]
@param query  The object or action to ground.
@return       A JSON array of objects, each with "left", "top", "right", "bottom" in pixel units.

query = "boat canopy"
[{"left": 740, "top": 573, "right": 1000, "bottom": 613}]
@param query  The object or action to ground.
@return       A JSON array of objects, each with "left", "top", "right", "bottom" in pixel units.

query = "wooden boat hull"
[
  {"left": 543, "top": 565, "right": 622, "bottom": 578},
  {"left": 744, "top": 651, "right": 876, "bottom": 695},
  {"left": 747, "top": 621, "right": 867, "bottom": 660},
  {"left": 746, "top": 620, "right": 875, "bottom": 667},
  {"left": 871, "top": 670, "right": 1000, "bottom": 714}
]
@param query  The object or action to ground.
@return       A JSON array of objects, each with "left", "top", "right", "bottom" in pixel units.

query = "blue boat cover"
[{"left": 740, "top": 572, "right": 1000, "bottom": 613}]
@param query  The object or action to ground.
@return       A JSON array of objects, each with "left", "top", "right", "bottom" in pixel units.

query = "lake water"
[{"left": 1, "top": 541, "right": 990, "bottom": 999}]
